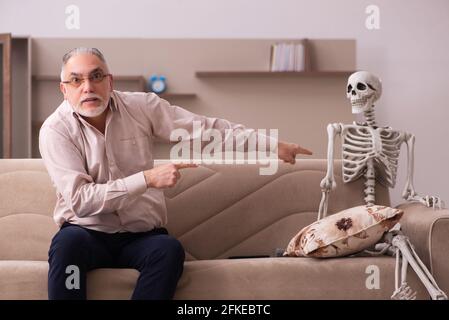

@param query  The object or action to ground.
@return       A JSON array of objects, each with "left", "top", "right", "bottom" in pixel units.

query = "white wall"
[{"left": 1, "top": 0, "right": 448, "bottom": 206}]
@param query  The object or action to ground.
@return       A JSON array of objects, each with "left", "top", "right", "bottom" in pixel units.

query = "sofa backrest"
[{"left": 0, "top": 159, "right": 390, "bottom": 261}]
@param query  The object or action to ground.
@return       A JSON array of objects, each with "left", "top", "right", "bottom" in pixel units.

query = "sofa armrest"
[{"left": 396, "top": 202, "right": 449, "bottom": 293}]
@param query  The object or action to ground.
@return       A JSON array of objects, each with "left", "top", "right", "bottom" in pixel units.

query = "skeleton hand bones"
[
  {"left": 320, "top": 175, "right": 337, "bottom": 193},
  {"left": 402, "top": 191, "right": 444, "bottom": 209},
  {"left": 401, "top": 132, "right": 445, "bottom": 209}
]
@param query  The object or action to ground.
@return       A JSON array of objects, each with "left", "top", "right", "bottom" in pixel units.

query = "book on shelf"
[{"left": 270, "top": 42, "right": 305, "bottom": 72}]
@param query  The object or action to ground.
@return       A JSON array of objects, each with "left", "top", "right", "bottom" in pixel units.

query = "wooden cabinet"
[
  {"left": 0, "top": 33, "right": 11, "bottom": 158},
  {"left": 0, "top": 34, "right": 31, "bottom": 158}
]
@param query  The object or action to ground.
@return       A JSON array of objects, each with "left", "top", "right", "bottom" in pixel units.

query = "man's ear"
[
  {"left": 108, "top": 74, "right": 114, "bottom": 92},
  {"left": 60, "top": 82, "right": 67, "bottom": 99}
]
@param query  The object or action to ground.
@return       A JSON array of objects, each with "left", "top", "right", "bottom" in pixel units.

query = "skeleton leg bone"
[
  {"left": 377, "top": 230, "right": 448, "bottom": 300},
  {"left": 357, "top": 226, "right": 447, "bottom": 300},
  {"left": 391, "top": 234, "right": 447, "bottom": 300},
  {"left": 391, "top": 248, "right": 417, "bottom": 300}
]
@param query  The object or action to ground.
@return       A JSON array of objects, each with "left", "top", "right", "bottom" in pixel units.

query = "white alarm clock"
[{"left": 149, "top": 75, "right": 167, "bottom": 94}]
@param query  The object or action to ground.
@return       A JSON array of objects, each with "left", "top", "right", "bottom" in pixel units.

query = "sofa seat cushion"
[
  {"left": 0, "top": 261, "right": 49, "bottom": 299},
  {"left": 0, "top": 257, "right": 429, "bottom": 300},
  {"left": 176, "top": 257, "right": 428, "bottom": 299},
  {"left": 0, "top": 261, "right": 139, "bottom": 300}
]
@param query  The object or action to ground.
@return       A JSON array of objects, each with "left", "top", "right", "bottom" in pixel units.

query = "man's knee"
[
  {"left": 164, "top": 237, "right": 185, "bottom": 262},
  {"left": 49, "top": 225, "right": 92, "bottom": 262},
  {"left": 147, "top": 236, "right": 185, "bottom": 264}
]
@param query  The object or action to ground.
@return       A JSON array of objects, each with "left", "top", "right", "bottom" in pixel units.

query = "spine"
[{"left": 364, "top": 158, "right": 376, "bottom": 205}]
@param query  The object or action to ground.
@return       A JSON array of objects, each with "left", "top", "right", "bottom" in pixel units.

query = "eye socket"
[
  {"left": 347, "top": 84, "right": 352, "bottom": 93},
  {"left": 357, "top": 82, "right": 367, "bottom": 90},
  {"left": 91, "top": 72, "right": 105, "bottom": 82},
  {"left": 70, "top": 77, "right": 82, "bottom": 85}
]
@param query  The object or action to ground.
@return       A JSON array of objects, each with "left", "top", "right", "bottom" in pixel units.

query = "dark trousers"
[{"left": 48, "top": 222, "right": 185, "bottom": 300}]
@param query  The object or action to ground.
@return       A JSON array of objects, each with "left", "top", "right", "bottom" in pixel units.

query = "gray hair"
[{"left": 60, "top": 47, "right": 108, "bottom": 81}]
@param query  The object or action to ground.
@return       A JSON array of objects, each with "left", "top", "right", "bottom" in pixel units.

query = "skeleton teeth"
[{"left": 351, "top": 99, "right": 367, "bottom": 106}]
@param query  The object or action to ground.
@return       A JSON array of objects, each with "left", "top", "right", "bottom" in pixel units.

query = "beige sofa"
[{"left": 0, "top": 158, "right": 448, "bottom": 299}]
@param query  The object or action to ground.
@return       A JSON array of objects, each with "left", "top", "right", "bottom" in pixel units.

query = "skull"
[{"left": 346, "top": 71, "right": 382, "bottom": 114}]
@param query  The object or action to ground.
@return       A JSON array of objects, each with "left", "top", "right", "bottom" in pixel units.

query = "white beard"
[
  {"left": 71, "top": 94, "right": 109, "bottom": 118},
  {"left": 74, "top": 102, "right": 108, "bottom": 118}
]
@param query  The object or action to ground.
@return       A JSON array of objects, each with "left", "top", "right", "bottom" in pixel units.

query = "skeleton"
[{"left": 318, "top": 71, "right": 447, "bottom": 300}]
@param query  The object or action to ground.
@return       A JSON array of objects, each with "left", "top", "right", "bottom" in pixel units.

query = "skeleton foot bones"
[{"left": 316, "top": 70, "right": 447, "bottom": 299}]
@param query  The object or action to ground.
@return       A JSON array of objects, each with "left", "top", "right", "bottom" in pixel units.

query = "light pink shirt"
[{"left": 39, "top": 90, "right": 276, "bottom": 233}]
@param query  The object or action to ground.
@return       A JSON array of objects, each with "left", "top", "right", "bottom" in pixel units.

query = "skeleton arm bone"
[
  {"left": 318, "top": 123, "right": 342, "bottom": 219},
  {"left": 401, "top": 133, "right": 444, "bottom": 209},
  {"left": 402, "top": 132, "right": 417, "bottom": 200}
]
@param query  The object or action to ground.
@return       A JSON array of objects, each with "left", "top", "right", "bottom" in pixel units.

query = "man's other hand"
[
  {"left": 278, "top": 141, "right": 313, "bottom": 164},
  {"left": 144, "top": 163, "right": 198, "bottom": 188}
]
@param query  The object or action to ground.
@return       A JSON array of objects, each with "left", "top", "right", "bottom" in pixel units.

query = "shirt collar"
[{"left": 109, "top": 91, "right": 118, "bottom": 112}]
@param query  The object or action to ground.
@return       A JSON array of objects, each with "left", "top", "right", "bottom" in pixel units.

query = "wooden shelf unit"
[
  {"left": 195, "top": 71, "right": 355, "bottom": 78},
  {"left": 195, "top": 38, "right": 355, "bottom": 79},
  {"left": 158, "top": 93, "right": 197, "bottom": 99}
]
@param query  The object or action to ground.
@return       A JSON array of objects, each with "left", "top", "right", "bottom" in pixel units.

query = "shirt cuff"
[{"left": 123, "top": 171, "right": 147, "bottom": 197}]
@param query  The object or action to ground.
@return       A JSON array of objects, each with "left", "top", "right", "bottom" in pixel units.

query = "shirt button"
[{"left": 109, "top": 161, "right": 114, "bottom": 166}]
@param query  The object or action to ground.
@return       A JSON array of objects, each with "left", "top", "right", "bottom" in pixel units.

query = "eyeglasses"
[{"left": 62, "top": 71, "right": 111, "bottom": 88}]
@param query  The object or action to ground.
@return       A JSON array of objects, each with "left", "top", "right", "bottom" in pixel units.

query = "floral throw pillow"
[{"left": 284, "top": 205, "right": 403, "bottom": 258}]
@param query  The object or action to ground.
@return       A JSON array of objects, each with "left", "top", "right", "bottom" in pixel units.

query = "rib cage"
[{"left": 341, "top": 125, "right": 405, "bottom": 188}]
